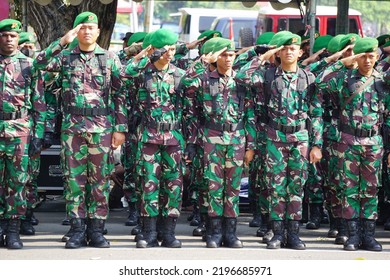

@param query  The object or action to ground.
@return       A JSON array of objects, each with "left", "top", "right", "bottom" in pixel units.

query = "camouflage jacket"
[
  {"left": 236, "top": 56, "right": 323, "bottom": 147},
  {"left": 181, "top": 59, "right": 256, "bottom": 150},
  {"left": 122, "top": 57, "right": 186, "bottom": 147},
  {"left": 317, "top": 60, "right": 390, "bottom": 146},
  {"left": 34, "top": 39, "right": 127, "bottom": 134},
  {"left": 0, "top": 51, "right": 45, "bottom": 139}
]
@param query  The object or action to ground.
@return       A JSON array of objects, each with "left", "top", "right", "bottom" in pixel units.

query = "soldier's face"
[
  {"left": 356, "top": 51, "right": 378, "bottom": 75},
  {"left": 77, "top": 23, "right": 100, "bottom": 46},
  {"left": 160, "top": 45, "right": 176, "bottom": 64},
  {"left": 278, "top": 45, "right": 302, "bottom": 65},
  {"left": 0, "top": 31, "right": 19, "bottom": 56},
  {"left": 216, "top": 50, "right": 236, "bottom": 71}
]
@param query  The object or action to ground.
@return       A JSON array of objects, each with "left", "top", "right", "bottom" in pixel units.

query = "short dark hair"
[{"left": 122, "top": 32, "right": 133, "bottom": 41}]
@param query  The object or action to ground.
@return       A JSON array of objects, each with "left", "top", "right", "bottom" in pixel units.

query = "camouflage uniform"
[
  {"left": 0, "top": 44, "right": 45, "bottom": 248},
  {"left": 318, "top": 57, "right": 390, "bottom": 251},
  {"left": 34, "top": 35, "right": 127, "bottom": 249}
]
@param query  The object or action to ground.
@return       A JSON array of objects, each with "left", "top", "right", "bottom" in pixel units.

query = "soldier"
[
  {"left": 122, "top": 28, "right": 186, "bottom": 248},
  {"left": 34, "top": 11, "right": 127, "bottom": 249},
  {"left": 237, "top": 32, "right": 323, "bottom": 250},
  {"left": 317, "top": 37, "right": 388, "bottom": 251},
  {"left": 0, "top": 19, "right": 45, "bottom": 249},
  {"left": 182, "top": 38, "right": 256, "bottom": 248}
]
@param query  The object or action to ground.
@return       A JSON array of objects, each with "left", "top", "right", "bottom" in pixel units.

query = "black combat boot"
[
  {"left": 255, "top": 213, "right": 267, "bottom": 237},
  {"left": 161, "top": 217, "right": 181, "bottom": 248},
  {"left": 202, "top": 215, "right": 212, "bottom": 242},
  {"left": 0, "top": 219, "right": 8, "bottom": 247},
  {"left": 222, "top": 217, "right": 243, "bottom": 248},
  {"left": 193, "top": 214, "right": 206, "bottom": 237},
  {"left": 136, "top": 217, "right": 159, "bottom": 248},
  {"left": 286, "top": 220, "right": 306, "bottom": 250},
  {"left": 306, "top": 203, "right": 322, "bottom": 229},
  {"left": 206, "top": 217, "right": 223, "bottom": 248},
  {"left": 262, "top": 217, "right": 274, "bottom": 243},
  {"left": 384, "top": 217, "right": 390, "bottom": 231},
  {"left": 327, "top": 211, "right": 338, "bottom": 238},
  {"left": 131, "top": 217, "right": 142, "bottom": 235},
  {"left": 360, "top": 219, "right": 382, "bottom": 251},
  {"left": 266, "top": 220, "right": 285, "bottom": 249},
  {"left": 65, "top": 218, "right": 87, "bottom": 249},
  {"left": 343, "top": 219, "right": 360, "bottom": 251},
  {"left": 249, "top": 202, "right": 261, "bottom": 227},
  {"left": 87, "top": 219, "right": 110, "bottom": 248},
  {"left": 6, "top": 219, "right": 23, "bottom": 249},
  {"left": 20, "top": 209, "right": 35, "bottom": 235},
  {"left": 30, "top": 210, "right": 39, "bottom": 226},
  {"left": 125, "top": 202, "right": 139, "bottom": 226},
  {"left": 189, "top": 205, "right": 201, "bottom": 227},
  {"left": 61, "top": 227, "right": 73, "bottom": 242},
  {"left": 334, "top": 218, "right": 348, "bottom": 245}
]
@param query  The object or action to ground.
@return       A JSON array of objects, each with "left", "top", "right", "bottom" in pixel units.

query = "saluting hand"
[
  {"left": 202, "top": 46, "right": 227, "bottom": 64},
  {"left": 186, "top": 36, "right": 206, "bottom": 50},
  {"left": 60, "top": 24, "right": 82, "bottom": 46},
  {"left": 259, "top": 46, "right": 282, "bottom": 63},
  {"left": 134, "top": 45, "right": 152, "bottom": 62}
]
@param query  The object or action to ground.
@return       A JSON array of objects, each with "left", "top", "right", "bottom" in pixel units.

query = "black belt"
[
  {"left": 63, "top": 106, "right": 111, "bottom": 116},
  {"left": 268, "top": 119, "right": 306, "bottom": 134},
  {"left": 340, "top": 124, "right": 378, "bottom": 138},
  {"left": 205, "top": 121, "right": 244, "bottom": 132},
  {"left": 0, "top": 110, "right": 28, "bottom": 120},
  {"left": 145, "top": 120, "right": 181, "bottom": 131}
]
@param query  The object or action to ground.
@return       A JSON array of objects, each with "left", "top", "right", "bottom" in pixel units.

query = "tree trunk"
[{"left": 14, "top": 0, "right": 117, "bottom": 49}]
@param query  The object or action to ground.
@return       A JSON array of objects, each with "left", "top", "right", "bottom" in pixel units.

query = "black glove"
[
  {"left": 149, "top": 48, "right": 167, "bottom": 63},
  {"left": 254, "top": 44, "right": 270, "bottom": 55},
  {"left": 29, "top": 138, "right": 43, "bottom": 157},
  {"left": 185, "top": 144, "right": 197, "bottom": 162},
  {"left": 43, "top": 132, "right": 54, "bottom": 149}
]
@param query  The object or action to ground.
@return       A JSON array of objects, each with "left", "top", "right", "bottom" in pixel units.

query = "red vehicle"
[{"left": 256, "top": 3, "right": 364, "bottom": 38}]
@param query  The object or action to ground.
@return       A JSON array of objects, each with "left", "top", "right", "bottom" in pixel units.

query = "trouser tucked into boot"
[
  {"left": 87, "top": 219, "right": 110, "bottom": 248},
  {"left": 206, "top": 217, "right": 223, "bottom": 248},
  {"left": 136, "top": 217, "right": 159, "bottom": 248},
  {"left": 334, "top": 218, "right": 348, "bottom": 245},
  {"left": 193, "top": 214, "right": 206, "bottom": 237},
  {"left": 6, "top": 219, "right": 23, "bottom": 249},
  {"left": 344, "top": 219, "right": 360, "bottom": 251},
  {"left": 223, "top": 217, "right": 243, "bottom": 248},
  {"left": 65, "top": 218, "right": 87, "bottom": 249},
  {"left": 161, "top": 217, "right": 181, "bottom": 248},
  {"left": 327, "top": 211, "right": 338, "bottom": 238},
  {"left": 249, "top": 202, "right": 261, "bottom": 228},
  {"left": 360, "top": 219, "right": 382, "bottom": 251},
  {"left": 286, "top": 220, "right": 306, "bottom": 250},
  {"left": 266, "top": 220, "right": 285, "bottom": 249},
  {"left": 306, "top": 203, "right": 322, "bottom": 230},
  {"left": 20, "top": 208, "right": 35, "bottom": 236}
]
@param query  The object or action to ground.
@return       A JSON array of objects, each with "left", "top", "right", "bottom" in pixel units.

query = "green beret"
[
  {"left": 377, "top": 34, "right": 390, "bottom": 47},
  {"left": 339, "top": 33, "right": 360, "bottom": 50},
  {"left": 313, "top": 35, "right": 333, "bottom": 53},
  {"left": 73, "top": 11, "right": 98, "bottom": 28},
  {"left": 383, "top": 40, "right": 390, "bottom": 48},
  {"left": 301, "top": 31, "right": 320, "bottom": 43},
  {"left": 200, "top": 37, "right": 220, "bottom": 55},
  {"left": 212, "top": 38, "right": 235, "bottom": 53},
  {"left": 327, "top": 34, "right": 344, "bottom": 53},
  {"left": 256, "top": 32, "right": 275, "bottom": 45},
  {"left": 277, "top": 33, "right": 301, "bottom": 48},
  {"left": 142, "top": 31, "right": 154, "bottom": 49},
  {"left": 18, "top": 32, "right": 36, "bottom": 45},
  {"left": 353, "top": 37, "right": 378, "bottom": 54},
  {"left": 150, "top": 28, "right": 178, "bottom": 48},
  {"left": 198, "top": 30, "right": 222, "bottom": 41},
  {"left": 0, "top": 19, "right": 22, "bottom": 33},
  {"left": 127, "top": 32, "right": 147, "bottom": 46},
  {"left": 268, "top": 31, "right": 292, "bottom": 47}
]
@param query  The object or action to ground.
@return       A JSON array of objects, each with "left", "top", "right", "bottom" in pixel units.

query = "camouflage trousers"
[
  {"left": 25, "top": 154, "right": 40, "bottom": 208},
  {"left": 204, "top": 142, "right": 245, "bottom": 218},
  {"left": 305, "top": 161, "right": 323, "bottom": 204},
  {"left": 338, "top": 143, "right": 382, "bottom": 220},
  {"left": 266, "top": 140, "right": 309, "bottom": 221},
  {"left": 121, "top": 134, "right": 140, "bottom": 203},
  {"left": 0, "top": 136, "right": 29, "bottom": 219},
  {"left": 248, "top": 142, "right": 269, "bottom": 215},
  {"left": 137, "top": 143, "right": 184, "bottom": 218},
  {"left": 61, "top": 132, "right": 113, "bottom": 220},
  {"left": 187, "top": 145, "right": 208, "bottom": 214},
  {"left": 322, "top": 138, "right": 343, "bottom": 218}
]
